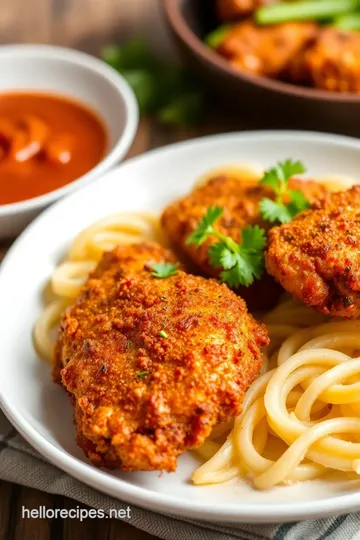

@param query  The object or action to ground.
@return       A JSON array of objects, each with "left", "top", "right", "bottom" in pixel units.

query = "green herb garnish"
[
  {"left": 136, "top": 370, "right": 150, "bottom": 378},
  {"left": 259, "top": 159, "right": 310, "bottom": 224},
  {"left": 255, "top": 0, "right": 360, "bottom": 26},
  {"left": 186, "top": 207, "right": 266, "bottom": 288},
  {"left": 204, "top": 25, "right": 231, "bottom": 48},
  {"left": 333, "top": 12, "right": 360, "bottom": 30},
  {"left": 150, "top": 262, "right": 179, "bottom": 279},
  {"left": 102, "top": 37, "right": 204, "bottom": 126},
  {"left": 159, "top": 330, "right": 168, "bottom": 338}
]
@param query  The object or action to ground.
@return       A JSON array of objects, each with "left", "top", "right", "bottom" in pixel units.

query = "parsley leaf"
[
  {"left": 186, "top": 208, "right": 266, "bottom": 288},
  {"left": 259, "top": 159, "right": 309, "bottom": 224},
  {"left": 150, "top": 262, "right": 179, "bottom": 279}
]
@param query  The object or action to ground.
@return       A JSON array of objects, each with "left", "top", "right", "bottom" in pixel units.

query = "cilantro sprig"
[
  {"left": 259, "top": 159, "right": 310, "bottom": 224},
  {"left": 186, "top": 207, "right": 266, "bottom": 288},
  {"left": 102, "top": 37, "right": 204, "bottom": 127},
  {"left": 150, "top": 262, "right": 179, "bottom": 279}
]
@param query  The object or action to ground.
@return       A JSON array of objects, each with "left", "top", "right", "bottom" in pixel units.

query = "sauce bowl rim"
[{"left": 0, "top": 44, "right": 139, "bottom": 217}]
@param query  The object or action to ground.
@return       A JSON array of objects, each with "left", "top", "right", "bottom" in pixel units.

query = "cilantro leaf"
[
  {"left": 220, "top": 242, "right": 264, "bottom": 288},
  {"left": 259, "top": 198, "right": 293, "bottom": 224},
  {"left": 221, "top": 257, "right": 255, "bottom": 288},
  {"left": 278, "top": 159, "right": 306, "bottom": 181},
  {"left": 209, "top": 241, "right": 239, "bottom": 270},
  {"left": 209, "top": 242, "right": 228, "bottom": 268},
  {"left": 220, "top": 226, "right": 266, "bottom": 287},
  {"left": 186, "top": 210, "right": 266, "bottom": 288},
  {"left": 220, "top": 247, "right": 239, "bottom": 270},
  {"left": 241, "top": 224, "right": 267, "bottom": 252},
  {"left": 288, "top": 190, "right": 311, "bottom": 214},
  {"left": 259, "top": 159, "right": 309, "bottom": 224},
  {"left": 186, "top": 206, "right": 224, "bottom": 246},
  {"left": 150, "top": 262, "right": 179, "bottom": 279},
  {"left": 260, "top": 159, "right": 306, "bottom": 195},
  {"left": 259, "top": 167, "right": 282, "bottom": 194},
  {"left": 221, "top": 265, "right": 252, "bottom": 288}
]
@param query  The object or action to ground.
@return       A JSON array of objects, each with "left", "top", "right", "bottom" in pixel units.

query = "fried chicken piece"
[
  {"left": 217, "top": 20, "right": 317, "bottom": 78},
  {"left": 266, "top": 186, "right": 360, "bottom": 318},
  {"left": 161, "top": 174, "right": 327, "bottom": 311},
  {"left": 216, "top": 0, "right": 277, "bottom": 21},
  {"left": 55, "top": 242, "right": 268, "bottom": 472},
  {"left": 304, "top": 29, "right": 360, "bottom": 93}
]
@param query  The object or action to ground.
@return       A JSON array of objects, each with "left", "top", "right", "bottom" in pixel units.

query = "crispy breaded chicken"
[
  {"left": 286, "top": 28, "right": 360, "bottom": 91},
  {"left": 55, "top": 242, "right": 268, "bottom": 472},
  {"left": 161, "top": 174, "right": 327, "bottom": 310},
  {"left": 304, "top": 29, "right": 360, "bottom": 93},
  {"left": 217, "top": 21, "right": 317, "bottom": 78},
  {"left": 216, "top": 0, "right": 277, "bottom": 20},
  {"left": 266, "top": 186, "right": 360, "bottom": 318}
]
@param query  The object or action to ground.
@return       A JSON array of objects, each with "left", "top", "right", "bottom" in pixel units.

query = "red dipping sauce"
[{"left": 0, "top": 92, "right": 107, "bottom": 205}]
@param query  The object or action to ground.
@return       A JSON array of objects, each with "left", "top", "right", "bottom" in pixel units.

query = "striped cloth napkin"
[{"left": 1, "top": 411, "right": 359, "bottom": 540}]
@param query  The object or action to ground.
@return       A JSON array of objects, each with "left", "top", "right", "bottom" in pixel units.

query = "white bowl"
[{"left": 0, "top": 44, "right": 139, "bottom": 239}]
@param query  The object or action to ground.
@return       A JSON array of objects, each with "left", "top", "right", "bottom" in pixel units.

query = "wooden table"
[{"left": 0, "top": 1, "right": 247, "bottom": 538}]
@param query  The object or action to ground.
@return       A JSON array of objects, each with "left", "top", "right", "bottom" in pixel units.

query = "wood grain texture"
[
  {"left": 0, "top": 0, "right": 176, "bottom": 59},
  {"left": 0, "top": 1, "right": 240, "bottom": 538}
]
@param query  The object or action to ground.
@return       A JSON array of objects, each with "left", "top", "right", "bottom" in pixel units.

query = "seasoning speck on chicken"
[
  {"left": 266, "top": 186, "right": 360, "bottom": 319},
  {"left": 55, "top": 242, "right": 268, "bottom": 472},
  {"left": 161, "top": 173, "right": 327, "bottom": 311}
]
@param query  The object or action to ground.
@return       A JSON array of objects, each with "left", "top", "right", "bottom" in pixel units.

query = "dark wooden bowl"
[{"left": 163, "top": 0, "right": 360, "bottom": 136}]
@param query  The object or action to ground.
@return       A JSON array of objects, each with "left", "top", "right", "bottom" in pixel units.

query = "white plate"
[{"left": 2, "top": 131, "right": 360, "bottom": 524}]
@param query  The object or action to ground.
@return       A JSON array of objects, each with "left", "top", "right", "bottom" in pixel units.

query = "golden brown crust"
[
  {"left": 266, "top": 186, "right": 360, "bottom": 318},
  {"left": 55, "top": 242, "right": 268, "bottom": 472},
  {"left": 217, "top": 21, "right": 318, "bottom": 78},
  {"left": 304, "top": 29, "right": 360, "bottom": 93},
  {"left": 161, "top": 174, "right": 327, "bottom": 311}
]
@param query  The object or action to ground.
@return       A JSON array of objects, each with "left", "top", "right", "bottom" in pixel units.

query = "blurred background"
[
  {"left": 3, "top": 0, "right": 359, "bottom": 139},
  {"left": 0, "top": 0, "right": 262, "bottom": 146},
  {"left": 0, "top": 0, "right": 171, "bottom": 57}
]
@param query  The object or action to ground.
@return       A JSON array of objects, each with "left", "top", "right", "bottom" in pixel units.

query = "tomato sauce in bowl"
[{"left": 0, "top": 92, "right": 107, "bottom": 205}]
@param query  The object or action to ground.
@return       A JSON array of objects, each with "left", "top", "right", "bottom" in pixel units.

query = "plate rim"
[{"left": 2, "top": 130, "right": 360, "bottom": 523}]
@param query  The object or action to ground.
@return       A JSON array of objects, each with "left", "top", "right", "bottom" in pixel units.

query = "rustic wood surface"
[{"left": 0, "top": 0, "right": 244, "bottom": 538}]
